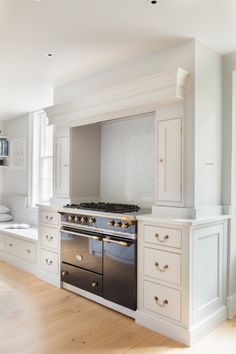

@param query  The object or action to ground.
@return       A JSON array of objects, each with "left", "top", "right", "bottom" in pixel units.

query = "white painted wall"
[
  {"left": 100, "top": 114, "right": 155, "bottom": 208},
  {"left": 1, "top": 115, "right": 37, "bottom": 225},
  {"left": 54, "top": 39, "right": 196, "bottom": 208},
  {"left": 222, "top": 52, "right": 236, "bottom": 309},
  {"left": 194, "top": 42, "right": 222, "bottom": 209}
]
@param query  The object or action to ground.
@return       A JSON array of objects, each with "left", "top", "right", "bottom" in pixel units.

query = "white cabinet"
[
  {"left": 136, "top": 216, "right": 228, "bottom": 346},
  {"left": 157, "top": 118, "right": 182, "bottom": 204},
  {"left": 55, "top": 135, "right": 70, "bottom": 197},
  {"left": 52, "top": 125, "right": 101, "bottom": 203},
  {"left": 37, "top": 206, "right": 60, "bottom": 287}
]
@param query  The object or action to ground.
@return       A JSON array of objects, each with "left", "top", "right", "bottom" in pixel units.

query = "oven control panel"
[{"left": 60, "top": 212, "right": 137, "bottom": 237}]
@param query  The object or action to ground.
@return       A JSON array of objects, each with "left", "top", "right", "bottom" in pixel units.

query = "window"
[{"left": 29, "top": 110, "right": 53, "bottom": 207}]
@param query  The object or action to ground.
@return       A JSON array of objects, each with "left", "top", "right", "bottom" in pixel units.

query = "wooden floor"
[{"left": 0, "top": 261, "right": 236, "bottom": 354}]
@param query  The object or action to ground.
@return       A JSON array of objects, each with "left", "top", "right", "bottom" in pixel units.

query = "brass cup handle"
[
  {"left": 91, "top": 282, "right": 98, "bottom": 288},
  {"left": 155, "top": 234, "right": 169, "bottom": 242},
  {"left": 154, "top": 296, "right": 168, "bottom": 307},
  {"left": 46, "top": 258, "right": 53, "bottom": 265},
  {"left": 155, "top": 262, "right": 169, "bottom": 272},
  {"left": 26, "top": 249, "right": 31, "bottom": 254}
]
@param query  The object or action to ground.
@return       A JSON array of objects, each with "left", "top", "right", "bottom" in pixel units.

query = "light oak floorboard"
[{"left": 0, "top": 261, "right": 236, "bottom": 354}]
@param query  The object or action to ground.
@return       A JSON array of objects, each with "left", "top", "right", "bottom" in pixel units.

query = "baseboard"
[
  {"left": 189, "top": 306, "right": 227, "bottom": 345},
  {"left": 0, "top": 252, "right": 37, "bottom": 276},
  {"left": 36, "top": 269, "right": 61, "bottom": 288},
  {"left": 135, "top": 310, "right": 191, "bottom": 346},
  {"left": 226, "top": 294, "right": 236, "bottom": 319},
  {"left": 135, "top": 306, "right": 227, "bottom": 346}
]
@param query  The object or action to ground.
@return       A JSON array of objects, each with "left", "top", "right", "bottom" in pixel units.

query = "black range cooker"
[{"left": 60, "top": 202, "right": 142, "bottom": 311}]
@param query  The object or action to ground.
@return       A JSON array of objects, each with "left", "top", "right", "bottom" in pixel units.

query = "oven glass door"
[
  {"left": 61, "top": 227, "right": 103, "bottom": 274},
  {"left": 103, "top": 237, "right": 137, "bottom": 310}
]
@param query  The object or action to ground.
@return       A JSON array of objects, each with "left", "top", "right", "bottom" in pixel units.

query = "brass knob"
[
  {"left": 107, "top": 220, "right": 114, "bottom": 227},
  {"left": 121, "top": 222, "right": 129, "bottom": 229},
  {"left": 61, "top": 271, "right": 68, "bottom": 276},
  {"left": 26, "top": 249, "right": 31, "bottom": 254},
  {"left": 91, "top": 282, "right": 98, "bottom": 288},
  {"left": 160, "top": 159, "right": 164, "bottom": 163},
  {"left": 88, "top": 217, "right": 96, "bottom": 224}
]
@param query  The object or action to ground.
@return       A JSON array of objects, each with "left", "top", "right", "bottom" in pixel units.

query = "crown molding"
[{"left": 46, "top": 68, "right": 189, "bottom": 127}]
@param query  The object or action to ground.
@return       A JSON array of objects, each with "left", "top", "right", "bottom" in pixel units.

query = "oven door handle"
[
  {"left": 61, "top": 229, "right": 103, "bottom": 241},
  {"left": 103, "top": 238, "right": 130, "bottom": 247}
]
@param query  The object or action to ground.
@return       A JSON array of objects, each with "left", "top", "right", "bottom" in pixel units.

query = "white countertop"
[
  {"left": 0, "top": 222, "right": 38, "bottom": 241},
  {"left": 136, "top": 213, "right": 231, "bottom": 225}
]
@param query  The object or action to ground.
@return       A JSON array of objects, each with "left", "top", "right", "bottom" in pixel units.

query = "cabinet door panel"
[
  {"left": 55, "top": 136, "right": 69, "bottom": 196},
  {"left": 157, "top": 118, "right": 182, "bottom": 203}
]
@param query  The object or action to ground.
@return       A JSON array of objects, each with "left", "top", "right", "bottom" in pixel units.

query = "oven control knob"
[
  {"left": 114, "top": 221, "right": 122, "bottom": 228},
  {"left": 107, "top": 220, "right": 115, "bottom": 227},
  {"left": 121, "top": 222, "right": 129, "bottom": 229},
  {"left": 68, "top": 215, "right": 73, "bottom": 222},
  {"left": 88, "top": 217, "right": 96, "bottom": 224},
  {"left": 80, "top": 216, "right": 87, "bottom": 224},
  {"left": 74, "top": 216, "right": 79, "bottom": 222}
]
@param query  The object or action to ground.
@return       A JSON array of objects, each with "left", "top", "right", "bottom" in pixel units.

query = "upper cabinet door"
[
  {"left": 157, "top": 118, "right": 182, "bottom": 204},
  {"left": 55, "top": 136, "right": 70, "bottom": 197}
]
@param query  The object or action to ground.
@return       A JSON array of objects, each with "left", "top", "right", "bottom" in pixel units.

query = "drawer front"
[
  {"left": 41, "top": 211, "right": 59, "bottom": 226},
  {"left": 143, "top": 280, "right": 181, "bottom": 322},
  {"left": 144, "top": 225, "right": 182, "bottom": 249},
  {"left": 144, "top": 247, "right": 181, "bottom": 286},
  {"left": 6, "top": 236, "right": 36, "bottom": 263},
  {"left": 61, "top": 262, "right": 102, "bottom": 296},
  {"left": 41, "top": 226, "right": 59, "bottom": 250},
  {"left": 40, "top": 249, "right": 59, "bottom": 274}
]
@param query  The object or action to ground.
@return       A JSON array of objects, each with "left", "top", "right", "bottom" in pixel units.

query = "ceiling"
[{"left": 1, "top": 0, "right": 236, "bottom": 121}]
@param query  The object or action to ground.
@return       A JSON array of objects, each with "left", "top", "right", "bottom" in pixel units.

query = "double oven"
[{"left": 60, "top": 206, "right": 138, "bottom": 311}]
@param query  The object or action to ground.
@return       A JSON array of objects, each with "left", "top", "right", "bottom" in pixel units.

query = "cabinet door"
[
  {"left": 157, "top": 118, "right": 182, "bottom": 203},
  {"left": 55, "top": 136, "right": 70, "bottom": 196}
]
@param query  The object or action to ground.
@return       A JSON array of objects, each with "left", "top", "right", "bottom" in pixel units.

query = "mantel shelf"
[{"left": 45, "top": 68, "right": 189, "bottom": 127}]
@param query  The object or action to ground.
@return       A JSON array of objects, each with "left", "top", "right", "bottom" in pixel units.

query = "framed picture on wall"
[{"left": 10, "top": 137, "right": 27, "bottom": 170}]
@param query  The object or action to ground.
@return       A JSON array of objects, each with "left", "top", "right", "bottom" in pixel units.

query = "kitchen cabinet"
[
  {"left": 136, "top": 215, "right": 229, "bottom": 346},
  {"left": 55, "top": 135, "right": 70, "bottom": 197},
  {"left": 157, "top": 118, "right": 182, "bottom": 203},
  {"left": 52, "top": 125, "right": 101, "bottom": 204},
  {"left": 37, "top": 205, "right": 60, "bottom": 287}
]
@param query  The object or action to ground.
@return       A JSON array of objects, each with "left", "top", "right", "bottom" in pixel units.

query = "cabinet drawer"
[
  {"left": 41, "top": 211, "right": 59, "bottom": 226},
  {"left": 144, "top": 247, "right": 181, "bottom": 286},
  {"left": 6, "top": 236, "right": 36, "bottom": 263},
  {"left": 40, "top": 249, "right": 59, "bottom": 274},
  {"left": 143, "top": 280, "right": 181, "bottom": 322},
  {"left": 61, "top": 262, "right": 102, "bottom": 297},
  {"left": 144, "top": 225, "right": 182, "bottom": 249},
  {"left": 40, "top": 226, "right": 59, "bottom": 250}
]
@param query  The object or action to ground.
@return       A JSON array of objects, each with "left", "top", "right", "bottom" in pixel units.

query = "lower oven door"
[
  {"left": 61, "top": 227, "right": 103, "bottom": 274},
  {"left": 103, "top": 237, "right": 137, "bottom": 310}
]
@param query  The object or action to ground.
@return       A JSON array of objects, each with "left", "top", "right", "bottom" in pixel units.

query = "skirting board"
[
  {"left": 135, "top": 306, "right": 227, "bottom": 346},
  {"left": 36, "top": 269, "right": 61, "bottom": 288},
  {"left": 0, "top": 252, "right": 37, "bottom": 276},
  {"left": 63, "top": 282, "right": 136, "bottom": 319},
  {"left": 226, "top": 294, "right": 236, "bottom": 319}
]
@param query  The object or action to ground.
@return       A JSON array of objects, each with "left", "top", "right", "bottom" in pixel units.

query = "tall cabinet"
[
  {"left": 155, "top": 102, "right": 185, "bottom": 208},
  {"left": 52, "top": 124, "right": 101, "bottom": 205}
]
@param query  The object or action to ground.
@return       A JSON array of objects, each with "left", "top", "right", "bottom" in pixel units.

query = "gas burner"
[{"left": 64, "top": 202, "right": 140, "bottom": 213}]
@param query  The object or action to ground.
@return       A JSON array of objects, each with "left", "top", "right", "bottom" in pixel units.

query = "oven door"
[
  {"left": 103, "top": 236, "right": 137, "bottom": 310},
  {"left": 61, "top": 227, "right": 103, "bottom": 274}
]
